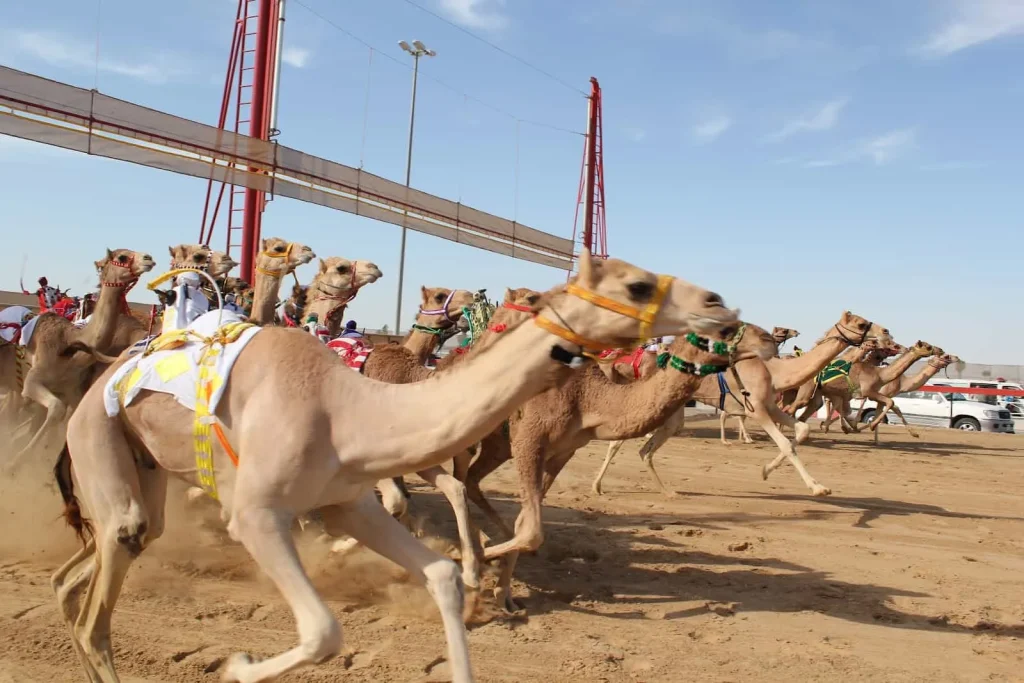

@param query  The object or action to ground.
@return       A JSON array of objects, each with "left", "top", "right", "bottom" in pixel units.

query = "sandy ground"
[{"left": 1, "top": 417, "right": 1023, "bottom": 682}]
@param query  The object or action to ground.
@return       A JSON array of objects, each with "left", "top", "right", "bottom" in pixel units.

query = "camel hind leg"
[
  {"left": 736, "top": 415, "right": 754, "bottom": 444},
  {"left": 591, "top": 440, "right": 625, "bottom": 495},
  {"left": 12, "top": 371, "right": 70, "bottom": 467},
  {"left": 415, "top": 465, "right": 484, "bottom": 590}
]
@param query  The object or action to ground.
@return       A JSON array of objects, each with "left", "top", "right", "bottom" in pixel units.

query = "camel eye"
[
  {"left": 337, "top": 265, "right": 349, "bottom": 274},
  {"left": 434, "top": 293, "right": 446, "bottom": 304},
  {"left": 116, "top": 254, "right": 128, "bottom": 263},
  {"left": 626, "top": 281, "right": 654, "bottom": 301},
  {"left": 274, "top": 245, "right": 286, "bottom": 253},
  {"left": 526, "top": 294, "right": 540, "bottom": 305}
]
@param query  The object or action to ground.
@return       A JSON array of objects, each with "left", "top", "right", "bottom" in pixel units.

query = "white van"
[{"left": 852, "top": 389, "right": 1015, "bottom": 433}]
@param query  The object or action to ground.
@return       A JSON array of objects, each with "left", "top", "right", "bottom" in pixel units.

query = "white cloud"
[
  {"left": 802, "top": 128, "right": 917, "bottom": 168},
  {"left": 860, "top": 128, "right": 916, "bottom": 164},
  {"left": 623, "top": 126, "right": 647, "bottom": 142},
  {"left": 918, "top": 0, "right": 1024, "bottom": 57},
  {"left": 4, "top": 29, "right": 186, "bottom": 84},
  {"left": 282, "top": 47, "right": 310, "bottom": 68},
  {"left": 765, "top": 97, "right": 849, "bottom": 142},
  {"left": 691, "top": 116, "right": 732, "bottom": 144},
  {"left": 439, "top": 0, "right": 508, "bottom": 31}
]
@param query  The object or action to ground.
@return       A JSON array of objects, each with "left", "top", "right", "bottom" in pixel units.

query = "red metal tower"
[
  {"left": 199, "top": 0, "right": 283, "bottom": 282},
  {"left": 569, "top": 77, "right": 609, "bottom": 275}
]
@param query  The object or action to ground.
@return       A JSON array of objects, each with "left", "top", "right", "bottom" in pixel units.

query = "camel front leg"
[
  {"left": 759, "top": 402, "right": 830, "bottom": 496},
  {"left": 320, "top": 496, "right": 475, "bottom": 683},
  {"left": 463, "top": 432, "right": 515, "bottom": 539},
  {"left": 637, "top": 408, "right": 685, "bottom": 498},
  {"left": 591, "top": 440, "right": 624, "bottom": 495},
  {"left": 718, "top": 410, "right": 732, "bottom": 445},
  {"left": 415, "top": 465, "right": 483, "bottom": 590},
  {"left": 482, "top": 439, "right": 546, "bottom": 612}
]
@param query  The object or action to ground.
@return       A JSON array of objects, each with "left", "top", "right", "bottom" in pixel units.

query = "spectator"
[{"left": 340, "top": 320, "right": 364, "bottom": 338}]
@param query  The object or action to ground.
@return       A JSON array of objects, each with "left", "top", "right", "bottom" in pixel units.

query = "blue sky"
[{"left": 1, "top": 0, "right": 1022, "bottom": 362}]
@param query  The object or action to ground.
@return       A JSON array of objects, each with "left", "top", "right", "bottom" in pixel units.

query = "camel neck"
[
  {"left": 765, "top": 335, "right": 848, "bottom": 392},
  {"left": 898, "top": 362, "right": 941, "bottom": 393},
  {"left": 250, "top": 271, "right": 283, "bottom": 325},
  {"left": 879, "top": 349, "right": 923, "bottom": 384},
  {"left": 333, "top": 320, "right": 578, "bottom": 478},
  {"left": 74, "top": 282, "right": 128, "bottom": 349},
  {"left": 403, "top": 315, "right": 453, "bottom": 362}
]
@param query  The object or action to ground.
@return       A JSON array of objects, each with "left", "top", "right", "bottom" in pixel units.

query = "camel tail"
[
  {"left": 54, "top": 443, "right": 93, "bottom": 546},
  {"left": 60, "top": 341, "right": 119, "bottom": 364}
]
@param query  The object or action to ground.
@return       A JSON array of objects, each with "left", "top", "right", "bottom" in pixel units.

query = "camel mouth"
[{"left": 687, "top": 307, "right": 740, "bottom": 333}]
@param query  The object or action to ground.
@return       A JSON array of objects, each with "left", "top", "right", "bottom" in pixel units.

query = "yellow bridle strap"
[
  {"left": 255, "top": 243, "right": 295, "bottom": 277},
  {"left": 533, "top": 315, "right": 612, "bottom": 354},
  {"left": 548, "top": 273, "right": 675, "bottom": 351},
  {"left": 147, "top": 267, "right": 209, "bottom": 291}
]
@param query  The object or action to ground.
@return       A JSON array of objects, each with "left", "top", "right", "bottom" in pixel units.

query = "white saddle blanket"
[
  {"left": 103, "top": 310, "right": 260, "bottom": 418},
  {"left": 0, "top": 306, "right": 34, "bottom": 344}
]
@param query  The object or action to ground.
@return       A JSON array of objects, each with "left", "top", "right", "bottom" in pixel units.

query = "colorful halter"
[{"left": 533, "top": 274, "right": 674, "bottom": 353}]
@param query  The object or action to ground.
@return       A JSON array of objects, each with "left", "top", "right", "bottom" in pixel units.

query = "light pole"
[{"left": 394, "top": 39, "right": 436, "bottom": 334}]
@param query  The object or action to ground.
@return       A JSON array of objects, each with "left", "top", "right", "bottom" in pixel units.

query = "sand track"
[{"left": 1, "top": 418, "right": 1022, "bottom": 682}]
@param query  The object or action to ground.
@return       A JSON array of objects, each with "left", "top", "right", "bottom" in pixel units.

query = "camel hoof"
[
  {"left": 661, "top": 490, "right": 679, "bottom": 499},
  {"left": 811, "top": 485, "right": 832, "bottom": 497},
  {"left": 761, "top": 463, "right": 771, "bottom": 481},
  {"left": 909, "top": 430, "right": 920, "bottom": 439},
  {"left": 494, "top": 587, "right": 524, "bottom": 615},
  {"left": 591, "top": 483, "right": 603, "bottom": 496},
  {"left": 329, "top": 537, "right": 360, "bottom": 555},
  {"left": 220, "top": 653, "right": 255, "bottom": 682},
  {"left": 721, "top": 440, "right": 732, "bottom": 447}
]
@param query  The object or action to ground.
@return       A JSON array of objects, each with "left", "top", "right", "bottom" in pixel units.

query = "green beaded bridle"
[{"left": 656, "top": 323, "right": 748, "bottom": 376}]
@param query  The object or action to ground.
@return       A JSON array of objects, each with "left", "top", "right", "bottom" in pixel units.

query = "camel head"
[
  {"left": 736, "top": 322, "right": 783, "bottom": 361},
  {"left": 416, "top": 287, "right": 476, "bottom": 329},
  {"left": 94, "top": 248, "right": 155, "bottom": 286},
  {"left": 256, "top": 237, "right": 316, "bottom": 278},
  {"left": 168, "top": 244, "right": 212, "bottom": 271},
  {"left": 772, "top": 327, "right": 799, "bottom": 344},
  {"left": 504, "top": 287, "right": 542, "bottom": 307},
  {"left": 316, "top": 257, "right": 382, "bottom": 294},
  {"left": 208, "top": 251, "right": 239, "bottom": 278},
  {"left": 222, "top": 276, "right": 250, "bottom": 294},
  {"left": 908, "top": 340, "right": 940, "bottom": 358},
  {"left": 546, "top": 249, "right": 737, "bottom": 350},
  {"left": 935, "top": 353, "right": 960, "bottom": 367}
]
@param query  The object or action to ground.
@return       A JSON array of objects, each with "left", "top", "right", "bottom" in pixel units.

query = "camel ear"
[
  {"left": 261, "top": 239, "right": 269, "bottom": 252},
  {"left": 421, "top": 285, "right": 429, "bottom": 302},
  {"left": 577, "top": 248, "right": 595, "bottom": 288},
  {"left": 168, "top": 246, "right": 176, "bottom": 258},
  {"left": 94, "top": 258, "right": 105, "bottom": 270},
  {"left": 318, "top": 258, "right": 328, "bottom": 274},
  {"left": 504, "top": 287, "right": 513, "bottom": 303}
]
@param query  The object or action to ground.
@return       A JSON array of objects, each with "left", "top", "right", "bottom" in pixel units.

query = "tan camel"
[
  {"left": 849, "top": 348, "right": 952, "bottom": 442},
  {"left": 459, "top": 319, "right": 772, "bottom": 611},
  {"left": 248, "top": 237, "right": 316, "bottom": 325},
  {"left": 591, "top": 312, "right": 885, "bottom": 498},
  {"left": 301, "top": 257, "right": 382, "bottom": 337},
  {"left": 300, "top": 257, "right": 383, "bottom": 336},
  {"left": 7, "top": 249, "right": 155, "bottom": 465},
  {"left": 50, "top": 251, "right": 736, "bottom": 683},
  {"left": 799, "top": 340, "right": 941, "bottom": 437},
  {"left": 772, "top": 326, "right": 799, "bottom": 349},
  {"left": 593, "top": 346, "right": 658, "bottom": 383}
]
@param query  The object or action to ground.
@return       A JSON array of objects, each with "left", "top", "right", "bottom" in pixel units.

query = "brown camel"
[
  {"left": 50, "top": 251, "right": 737, "bottom": 683},
  {"left": 8, "top": 249, "right": 155, "bottom": 465},
  {"left": 799, "top": 340, "right": 941, "bottom": 436},
  {"left": 461, "top": 319, "right": 773, "bottom": 611},
  {"left": 591, "top": 312, "right": 885, "bottom": 498}
]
